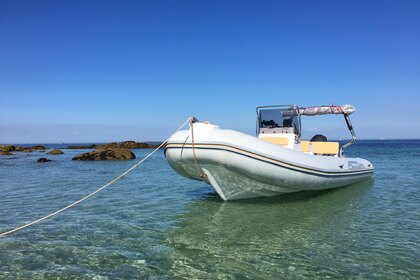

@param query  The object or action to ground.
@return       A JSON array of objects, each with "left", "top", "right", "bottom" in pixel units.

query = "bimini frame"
[
  {"left": 256, "top": 104, "right": 357, "bottom": 157},
  {"left": 340, "top": 114, "right": 356, "bottom": 157}
]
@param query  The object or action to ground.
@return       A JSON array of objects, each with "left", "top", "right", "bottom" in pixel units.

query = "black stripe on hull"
[{"left": 165, "top": 144, "right": 374, "bottom": 178}]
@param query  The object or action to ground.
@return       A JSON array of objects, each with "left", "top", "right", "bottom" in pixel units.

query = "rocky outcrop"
[
  {"left": 66, "top": 144, "right": 96, "bottom": 149},
  {"left": 72, "top": 148, "right": 136, "bottom": 161},
  {"left": 47, "top": 149, "right": 64, "bottom": 155},
  {"left": 1, "top": 145, "right": 44, "bottom": 152},
  {"left": 95, "top": 141, "right": 159, "bottom": 149},
  {"left": 2, "top": 145, "right": 16, "bottom": 152},
  {"left": 31, "top": 145, "right": 47, "bottom": 150},
  {"left": 66, "top": 141, "right": 159, "bottom": 149},
  {"left": 11, "top": 147, "right": 33, "bottom": 152},
  {"left": 1, "top": 145, "right": 9, "bottom": 155},
  {"left": 1, "top": 150, "right": 12, "bottom": 155},
  {"left": 37, "top": 157, "right": 51, "bottom": 162}
]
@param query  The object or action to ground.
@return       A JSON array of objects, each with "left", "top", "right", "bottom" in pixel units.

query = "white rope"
[{"left": 0, "top": 117, "right": 191, "bottom": 237}]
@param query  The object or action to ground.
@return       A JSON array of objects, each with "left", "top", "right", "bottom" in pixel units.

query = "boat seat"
[
  {"left": 300, "top": 141, "right": 311, "bottom": 152},
  {"left": 300, "top": 141, "right": 339, "bottom": 156},
  {"left": 260, "top": 137, "right": 289, "bottom": 146}
]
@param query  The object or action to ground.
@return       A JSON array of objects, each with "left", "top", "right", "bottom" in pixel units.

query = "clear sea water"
[{"left": 0, "top": 140, "right": 419, "bottom": 279}]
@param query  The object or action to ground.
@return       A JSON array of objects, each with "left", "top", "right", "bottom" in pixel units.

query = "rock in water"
[
  {"left": 65, "top": 141, "right": 160, "bottom": 149},
  {"left": 37, "top": 157, "right": 51, "bottom": 162},
  {"left": 47, "top": 149, "right": 64, "bottom": 155},
  {"left": 31, "top": 145, "right": 47, "bottom": 150},
  {"left": 95, "top": 141, "right": 159, "bottom": 149},
  {"left": 2, "top": 145, "right": 46, "bottom": 152},
  {"left": 2, "top": 145, "right": 16, "bottom": 152},
  {"left": 65, "top": 144, "right": 95, "bottom": 149},
  {"left": 72, "top": 148, "right": 136, "bottom": 161}
]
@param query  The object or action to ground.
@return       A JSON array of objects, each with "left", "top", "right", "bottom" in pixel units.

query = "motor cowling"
[{"left": 310, "top": 134, "right": 328, "bottom": 142}]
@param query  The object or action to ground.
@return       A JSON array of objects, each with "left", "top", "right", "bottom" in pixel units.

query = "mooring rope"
[
  {"left": 0, "top": 117, "right": 192, "bottom": 237},
  {"left": 189, "top": 118, "right": 205, "bottom": 178}
]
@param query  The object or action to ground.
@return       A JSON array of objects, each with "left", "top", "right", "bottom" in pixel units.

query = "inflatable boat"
[{"left": 165, "top": 105, "right": 374, "bottom": 200}]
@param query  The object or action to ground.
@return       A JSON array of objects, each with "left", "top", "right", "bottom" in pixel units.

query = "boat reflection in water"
[{"left": 164, "top": 180, "right": 373, "bottom": 279}]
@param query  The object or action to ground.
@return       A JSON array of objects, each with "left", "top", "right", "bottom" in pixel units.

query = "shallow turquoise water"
[{"left": 0, "top": 141, "right": 419, "bottom": 279}]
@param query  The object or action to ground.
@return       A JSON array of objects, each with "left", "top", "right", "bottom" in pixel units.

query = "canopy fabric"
[{"left": 296, "top": 104, "right": 355, "bottom": 116}]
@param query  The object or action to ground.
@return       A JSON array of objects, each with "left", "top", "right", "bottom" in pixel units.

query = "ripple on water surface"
[{"left": 0, "top": 142, "right": 419, "bottom": 279}]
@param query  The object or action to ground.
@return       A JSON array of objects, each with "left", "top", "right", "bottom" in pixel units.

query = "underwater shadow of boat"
[
  {"left": 164, "top": 179, "right": 374, "bottom": 278},
  {"left": 190, "top": 178, "right": 374, "bottom": 205}
]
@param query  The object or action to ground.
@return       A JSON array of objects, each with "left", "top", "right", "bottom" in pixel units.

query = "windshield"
[{"left": 257, "top": 105, "right": 301, "bottom": 137}]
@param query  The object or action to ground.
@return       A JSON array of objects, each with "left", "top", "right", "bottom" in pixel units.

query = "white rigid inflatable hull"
[{"left": 165, "top": 123, "right": 374, "bottom": 201}]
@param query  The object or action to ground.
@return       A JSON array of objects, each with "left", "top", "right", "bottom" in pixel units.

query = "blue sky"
[{"left": 0, "top": 0, "right": 419, "bottom": 143}]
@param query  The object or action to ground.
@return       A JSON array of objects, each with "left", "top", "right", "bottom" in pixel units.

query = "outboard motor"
[{"left": 310, "top": 134, "right": 328, "bottom": 142}]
